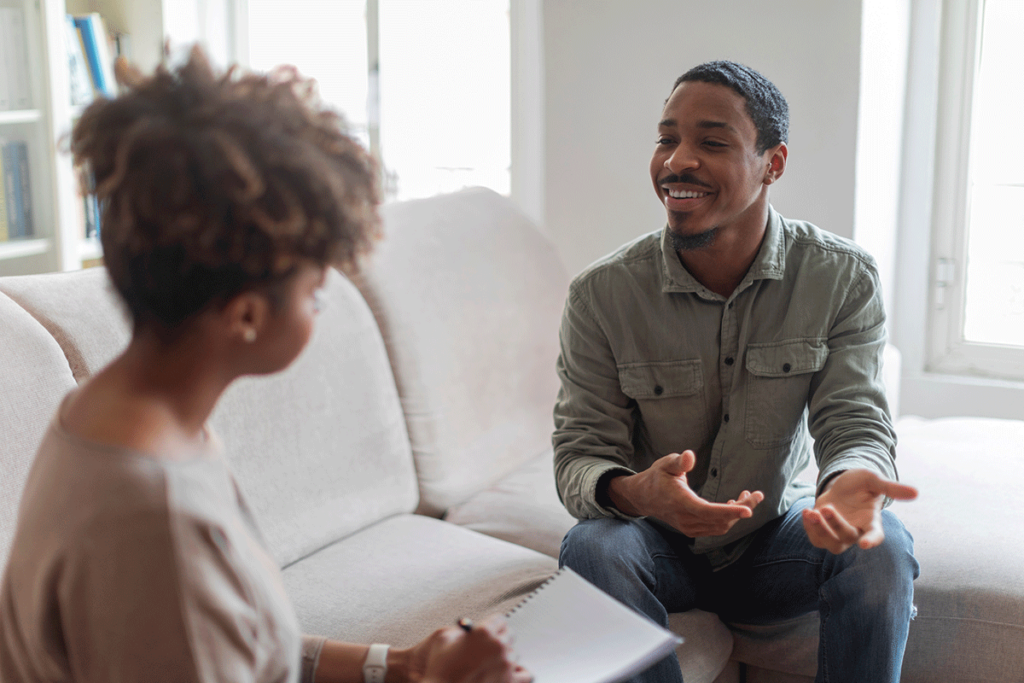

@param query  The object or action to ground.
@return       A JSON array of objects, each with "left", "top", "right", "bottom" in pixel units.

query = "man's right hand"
[{"left": 607, "top": 450, "right": 765, "bottom": 537}]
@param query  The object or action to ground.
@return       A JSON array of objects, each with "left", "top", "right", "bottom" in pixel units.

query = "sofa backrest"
[
  {"left": 0, "top": 291, "right": 77, "bottom": 566},
  {"left": 212, "top": 269, "right": 418, "bottom": 566},
  {"left": 0, "top": 268, "right": 417, "bottom": 568},
  {"left": 355, "top": 188, "right": 570, "bottom": 516}
]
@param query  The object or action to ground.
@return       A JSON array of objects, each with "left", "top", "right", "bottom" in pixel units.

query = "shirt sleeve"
[
  {"left": 808, "top": 263, "right": 899, "bottom": 492},
  {"left": 58, "top": 507, "right": 265, "bottom": 683},
  {"left": 301, "top": 636, "right": 326, "bottom": 683},
  {"left": 552, "top": 285, "right": 641, "bottom": 520}
]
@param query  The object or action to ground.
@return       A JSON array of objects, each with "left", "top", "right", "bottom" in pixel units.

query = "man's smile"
[{"left": 663, "top": 188, "right": 710, "bottom": 199}]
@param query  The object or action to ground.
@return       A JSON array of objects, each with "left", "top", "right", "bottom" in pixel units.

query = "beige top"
[{"left": 0, "top": 400, "right": 324, "bottom": 682}]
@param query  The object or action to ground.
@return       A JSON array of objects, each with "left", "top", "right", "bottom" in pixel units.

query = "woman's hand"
[{"left": 404, "top": 614, "right": 531, "bottom": 683}]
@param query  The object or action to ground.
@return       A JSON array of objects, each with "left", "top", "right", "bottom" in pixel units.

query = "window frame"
[{"left": 927, "top": 0, "right": 1024, "bottom": 381}]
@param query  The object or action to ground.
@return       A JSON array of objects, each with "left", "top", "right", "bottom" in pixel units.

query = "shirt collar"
[{"left": 660, "top": 205, "right": 787, "bottom": 295}]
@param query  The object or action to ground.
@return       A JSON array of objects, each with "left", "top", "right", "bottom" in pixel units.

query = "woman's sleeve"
[{"left": 59, "top": 508, "right": 264, "bottom": 683}]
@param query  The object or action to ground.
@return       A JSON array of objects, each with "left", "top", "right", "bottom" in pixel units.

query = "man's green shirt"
[{"left": 552, "top": 207, "right": 898, "bottom": 568}]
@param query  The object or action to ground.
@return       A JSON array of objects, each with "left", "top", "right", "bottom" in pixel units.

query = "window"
[
  {"left": 244, "top": 0, "right": 510, "bottom": 203},
  {"left": 929, "top": 0, "right": 1024, "bottom": 380}
]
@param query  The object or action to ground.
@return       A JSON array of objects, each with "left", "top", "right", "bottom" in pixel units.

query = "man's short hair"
[{"left": 672, "top": 61, "right": 789, "bottom": 154}]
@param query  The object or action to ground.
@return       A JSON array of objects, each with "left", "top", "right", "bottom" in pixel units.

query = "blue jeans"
[{"left": 559, "top": 498, "right": 918, "bottom": 683}]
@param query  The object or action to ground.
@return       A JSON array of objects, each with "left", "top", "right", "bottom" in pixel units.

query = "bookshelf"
[{"left": 0, "top": 0, "right": 166, "bottom": 276}]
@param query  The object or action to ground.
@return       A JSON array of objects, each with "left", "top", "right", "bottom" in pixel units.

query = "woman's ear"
[{"left": 221, "top": 290, "right": 271, "bottom": 345}]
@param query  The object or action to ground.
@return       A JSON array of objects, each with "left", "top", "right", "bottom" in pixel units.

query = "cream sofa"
[{"left": 0, "top": 188, "right": 1021, "bottom": 682}]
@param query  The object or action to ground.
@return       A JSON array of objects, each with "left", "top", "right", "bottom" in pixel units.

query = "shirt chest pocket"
[
  {"left": 744, "top": 340, "right": 828, "bottom": 449},
  {"left": 618, "top": 359, "right": 707, "bottom": 451}
]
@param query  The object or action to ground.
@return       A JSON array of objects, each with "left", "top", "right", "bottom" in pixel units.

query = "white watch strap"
[{"left": 363, "top": 643, "right": 389, "bottom": 683}]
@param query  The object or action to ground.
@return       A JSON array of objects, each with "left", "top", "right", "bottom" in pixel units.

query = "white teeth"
[{"left": 665, "top": 188, "right": 708, "bottom": 199}]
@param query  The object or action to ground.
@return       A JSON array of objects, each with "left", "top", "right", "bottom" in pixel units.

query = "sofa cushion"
[
  {"left": 284, "top": 513, "right": 734, "bottom": 682},
  {"left": 354, "top": 188, "right": 570, "bottom": 516},
  {"left": 443, "top": 450, "right": 576, "bottom": 558},
  {"left": 894, "top": 415, "right": 1024, "bottom": 683},
  {"left": 213, "top": 269, "right": 419, "bottom": 567},
  {"left": 0, "top": 291, "right": 77, "bottom": 566},
  {"left": 281, "top": 513, "right": 557, "bottom": 646},
  {"left": 0, "top": 268, "right": 130, "bottom": 382}
]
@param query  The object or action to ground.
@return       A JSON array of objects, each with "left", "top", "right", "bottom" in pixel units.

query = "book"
[
  {"left": 0, "top": 140, "right": 32, "bottom": 239},
  {"left": 74, "top": 14, "right": 117, "bottom": 99},
  {"left": 0, "top": 6, "right": 32, "bottom": 110},
  {"left": 505, "top": 568, "right": 682, "bottom": 683},
  {"left": 15, "top": 140, "right": 32, "bottom": 237},
  {"left": 64, "top": 15, "right": 95, "bottom": 106},
  {"left": 0, "top": 145, "right": 8, "bottom": 241},
  {"left": 0, "top": 14, "right": 10, "bottom": 111}
]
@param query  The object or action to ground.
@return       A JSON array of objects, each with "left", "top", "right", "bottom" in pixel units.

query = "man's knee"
[
  {"left": 561, "top": 518, "right": 649, "bottom": 563},
  {"left": 560, "top": 518, "right": 663, "bottom": 584},
  {"left": 835, "top": 511, "right": 919, "bottom": 600}
]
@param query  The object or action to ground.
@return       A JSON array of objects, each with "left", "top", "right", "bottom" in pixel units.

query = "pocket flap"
[
  {"left": 746, "top": 339, "right": 828, "bottom": 377},
  {"left": 618, "top": 360, "right": 703, "bottom": 399}
]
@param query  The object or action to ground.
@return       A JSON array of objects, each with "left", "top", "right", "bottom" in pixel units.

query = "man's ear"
[
  {"left": 221, "top": 290, "right": 271, "bottom": 345},
  {"left": 763, "top": 143, "right": 788, "bottom": 185}
]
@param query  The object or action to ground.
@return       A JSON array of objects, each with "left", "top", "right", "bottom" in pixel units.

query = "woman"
[{"left": 0, "top": 48, "right": 529, "bottom": 683}]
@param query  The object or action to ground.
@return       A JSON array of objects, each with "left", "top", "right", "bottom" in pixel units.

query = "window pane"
[
  {"left": 963, "top": 186, "right": 1024, "bottom": 345},
  {"left": 962, "top": 0, "right": 1024, "bottom": 346},
  {"left": 247, "top": 0, "right": 369, "bottom": 143},
  {"left": 378, "top": 0, "right": 510, "bottom": 200}
]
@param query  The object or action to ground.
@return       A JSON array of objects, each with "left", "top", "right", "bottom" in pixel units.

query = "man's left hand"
[{"left": 802, "top": 469, "right": 918, "bottom": 554}]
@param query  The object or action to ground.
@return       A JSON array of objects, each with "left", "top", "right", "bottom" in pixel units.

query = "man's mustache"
[{"left": 659, "top": 173, "right": 712, "bottom": 189}]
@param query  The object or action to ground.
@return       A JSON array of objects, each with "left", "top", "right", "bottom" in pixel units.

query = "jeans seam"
[{"left": 748, "top": 556, "right": 823, "bottom": 570}]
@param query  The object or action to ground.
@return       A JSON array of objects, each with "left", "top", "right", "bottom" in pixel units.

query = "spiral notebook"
[{"left": 506, "top": 567, "right": 682, "bottom": 683}]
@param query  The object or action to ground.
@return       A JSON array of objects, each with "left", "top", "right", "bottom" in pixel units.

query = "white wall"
[{"left": 542, "top": 0, "right": 863, "bottom": 276}]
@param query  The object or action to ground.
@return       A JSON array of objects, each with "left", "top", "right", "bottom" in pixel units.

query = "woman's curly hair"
[{"left": 72, "top": 46, "right": 380, "bottom": 330}]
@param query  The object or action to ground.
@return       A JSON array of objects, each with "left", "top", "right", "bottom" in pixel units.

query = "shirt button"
[
  {"left": 710, "top": 468, "right": 718, "bottom": 477},
  {"left": 725, "top": 357, "right": 734, "bottom": 366},
  {"left": 653, "top": 385, "right": 664, "bottom": 395},
  {"left": 782, "top": 363, "right": 792, "bottom": 372},
  {"left": 723, "top": 414, "right": 730, "bottom": 423}
]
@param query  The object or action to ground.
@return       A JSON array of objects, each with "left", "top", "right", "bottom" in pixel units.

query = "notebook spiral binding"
[{"left": 505, "top": 567, "right": 566, "bottom": 616}]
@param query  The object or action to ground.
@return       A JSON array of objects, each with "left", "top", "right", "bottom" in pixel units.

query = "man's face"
[{"left": 650, "top": 81, "right": 785, "bottom": 248}]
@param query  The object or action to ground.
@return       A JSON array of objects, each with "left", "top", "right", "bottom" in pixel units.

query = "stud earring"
[{"left": 243, "top": 328, "right": 257, "bottom": 343}]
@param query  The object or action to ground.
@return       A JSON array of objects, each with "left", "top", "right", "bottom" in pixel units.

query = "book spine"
[
  {"left": 3, "top": 7, "right": 32, "bottom": 110},
  {"left": 15, "top": 141, "right": 32, "bottom": 237},
  {"left": 74, "top": 16, "right": 109, "bottom": 98},
  {"left": 88, "top": 14, "right": 118, "bottom": 97},
  {"left": 65, "top": 15, "right": 95, "bottom": 106},
  {"left": 0, "top": 10, "right": 11, "bottom": 111},
  {"left": 2, "top": 141, "right": 23, "bottom": 239},
  {"left": 0, "top": 144, "right": 8, "bottom": 242}
]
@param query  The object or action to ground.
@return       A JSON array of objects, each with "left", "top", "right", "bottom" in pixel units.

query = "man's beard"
[{"left": 670, "top": 226, "right": 717, "bottom": 251}]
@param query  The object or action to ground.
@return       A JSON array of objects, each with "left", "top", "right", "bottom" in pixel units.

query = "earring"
[{"left": 243, "top": 328, "right": 257, "bottom": 343}]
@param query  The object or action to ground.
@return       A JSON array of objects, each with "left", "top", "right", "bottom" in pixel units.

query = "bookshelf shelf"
[
  {"left": 0, "top": 238, "right": 50, "bottom": 260},
  {"left": 0, "top": 110, "right": 43, "bottom": 125}
]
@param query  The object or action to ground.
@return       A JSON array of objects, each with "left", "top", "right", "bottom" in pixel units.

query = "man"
[{"left": 553, "top": 60, "right": 919, "bottom": 683}]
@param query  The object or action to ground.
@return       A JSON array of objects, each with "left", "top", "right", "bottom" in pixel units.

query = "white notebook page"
[{"left": 507, "top": 567, "right": 682, "bottom": 683}]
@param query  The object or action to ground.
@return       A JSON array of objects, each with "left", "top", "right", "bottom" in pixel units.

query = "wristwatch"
[{"left": 363, "top": 643, "right": 389, "bottom": 683}]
